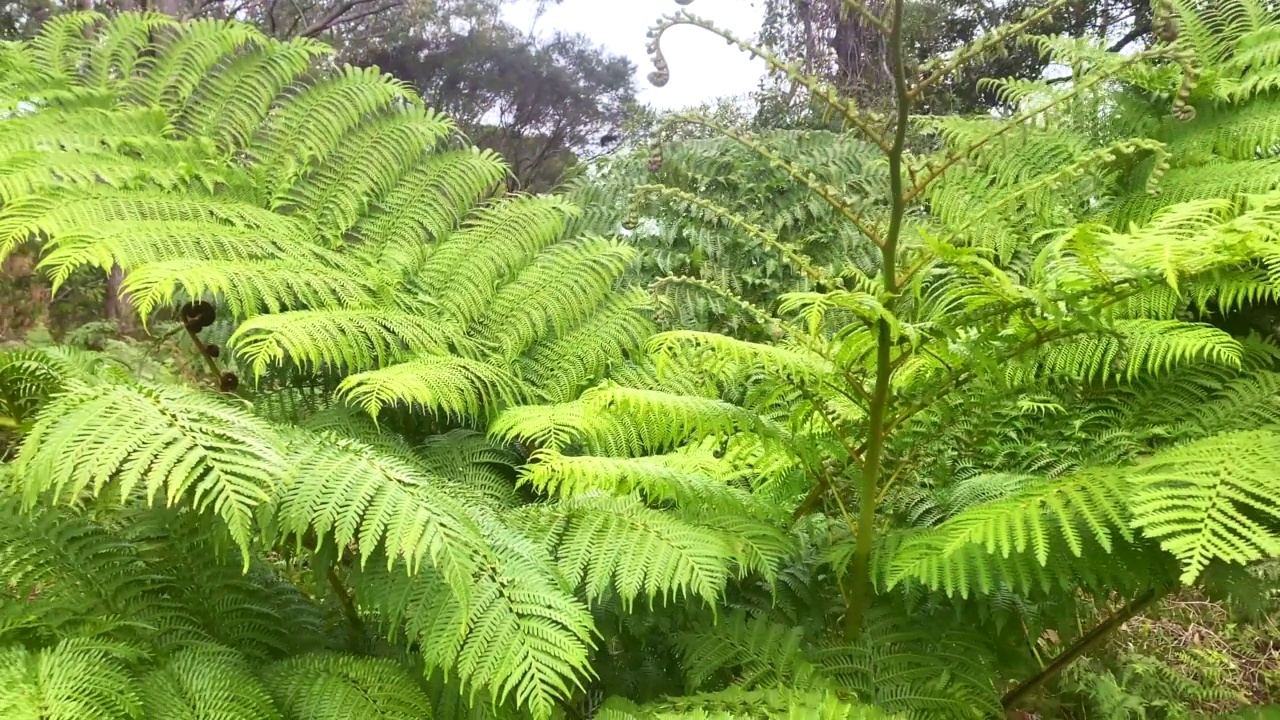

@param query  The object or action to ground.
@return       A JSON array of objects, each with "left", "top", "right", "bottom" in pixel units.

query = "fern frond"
[
  {"left": 0, "top": 639, "right": 140, "bottom": 720},
  {"left": 885, "top": 469, "right": 1132, "bottom": 597},
  {"left": 471, "top": 237, "right": 638, "bottom": 360},
  {"left": 513, "top": 493, "right": 737, "bottom": 606},
  {"left": 337, "top": 354, "right": 529, "bottom": 419},
  {"left": 230, "top": 309, "right": 461, "bottom": 377},
  {"left": 597, "top": 687, "right": 888, "bottom": 720},
  {"left": 262, "top": 653, "right": 435, "bottom": 720},
  {"left": 11, "top": 381, "right": 282, "bottom": 557},
  {"left": 1130, "top": 429, "right": 1280, "bottom": 583},
  {"left": 273, "top": 429, "right": 488, "bottom": 596},
  {"left": 141, "top": 643, "right": 280, "bottom": 720},
  {"left": 519, "top": 449, "right": 755, "bottom": 513},
  {"left": 352, "top": 524, "right": 594, "bottom": 719}
]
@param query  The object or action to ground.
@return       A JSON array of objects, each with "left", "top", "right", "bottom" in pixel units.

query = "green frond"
[
  {"left": 471, "top": 237, "right": 638, "bottom": 360},
  {"left": 419, "top": 196, "right": 576, "bottom": 327},
  {"left": 273, "top": 429, "right": 487, "bottom": 592},
  {"left": 283, "top": 106, "right": 454, "bottom": 241},
  {"left": 141, "top": 643, "right": 280, "bottom": 720},
  {"left": 352, "top": 526, "right": 594, "bottom": 720},
  {"left": 337, "top": 354, "right": 529, "bottom": 419},
  {"left": 885, "top": 469, "right": 1132, "bottom": 597},
  {"left": 520, "top": 291, "right": 655, "bottom": 403},
  {"left": 27, "top": 12, "right": 104, "bottom": 83},
  {"left": 121, "top": 253, "right": 379, "bottom": 319},
  {"left": 134, "top": 18, "right": 261, "bottom": 112},
  {"left": 176, "top": 39, "right": 330, "bottom": 152},
  {"left": 1129, "top": 429, "right": 1280, "bottom": 583},
  {"left": 647, "top": 331, "right": 831, "bottom": 385},
  {"left": 579, "top": 382, "right": 776, "bottom": 447},
  {"left": 352, "top": 148, "right": 508, "bottom": 267},
  {"left": 0, "top": 345, "right": 127, "bottom": 429},
  {"left": 0, "top": 191, "right": 306, "bottom": 268},
  {"left": 418, "top": 429, "right": 522, "bottom": 509},
  {"left": 252, "top": 65, "right": 417, "bottom": 193},
  {"left": 230, "top": 309, "right": 461, "bottom": 377},
  {"left": 36, "top": 219, "right": 303, "bottom": 290},
  {"left": 512, "top": 493, "right": 737, "bottom": 607},
  {"left": 0, "top": 639, "right": 139, "bottom": 720},
  {"left": 262, "top": 653, "right": 435, "bottom": 720},
  {"left": 518, "top": 449, "right": 755, "bottom": 513},
  {"left": 0, "top": 497, "right": 150, "bottom": 639},
  {"left": 489, "top": 400, "right": 597, "bottom": 453},
  {"left": 1006, "top": 320, "right": 1242, "bottom": 384},
  {"left": 11, "top": 381, "right": 282, "bottom": 557},
  {"left": 85, "top": 13, "right": 176, "bottom": 90},
  {"left": 677, "top": 610, "right": 818, "bottom": 690}
]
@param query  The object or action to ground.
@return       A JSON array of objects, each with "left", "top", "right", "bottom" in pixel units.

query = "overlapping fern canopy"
[
  {"left": 3, "top": 1, "right": 1280, "bottom": 719},
  {"left": 496, "top": 0, "right": 1280, "bottom": 714},
  {"left": 0, "top": 12, "right": 794, "bottom": 720}
]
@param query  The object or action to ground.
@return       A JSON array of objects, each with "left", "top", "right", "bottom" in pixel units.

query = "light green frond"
[
  {"left": 252, "top": 65, "right": 417, "bottom": 193},
  {"left": 0, "top": 345, "right": 127, "bottom": 428},
  {"left": 1183, "top": 370, "right": 1280, "bottom": 435},
  {"left": 134, "top": 18, "right": 261, "bottom": 112},
  {"left": 579, "top": 382, "right": 774, "bottom": 447},
  {"left": 122, "top": 258, "right": 376, "bottom": 319},
  {"left": 0, "top": 147, "right": 215, "bottom": 205},
  {"left": 885, "top": 469, "right": 1132, "bottom": 595},
  {"left": 337, "top": 354, "right": 529, "bottom": 419},
  {"left": 1006, "top": 320, "right": 1242, "bottom": 384},
  {"left": 1129, "top": 429, "right": 1280, "bottom": 583},
  {"left": 230, "top": 309, "right": 461, "bottom": 377},
  {"left": 0, "top": 191, "right": 307, "bottom": 266},
  {"left": 177, "top": 39, "right": 329, "bottom": 152},
  {"left": 777, "top": 289, "right": 897, "bottom": 338},
  {"left": 274, "top": 429, "right": 486, "bottom": 592},
  {"left": 489, "top": 400, "right": 594, "bottom": 452},
  {"left": 648, "top": 331, "right": 831, "bottom": 384},
  {"left": 27, "top": 12, "right": 103, "bottom": 82},
  {"left": 37, "top": 219, "right": 298, "bottom": 289},
  {"left": 418, "top": 429, "right": 522, "bottom": 509},
  {"left": 597, "top": 688, "right": 887, "bottom": 720},
  {"left": 141, "top": 643, "right": 280, "bottom": 720},
  {"left": 352, "top": 525, "right": 594, "bottom": 720},
  {"left": 471, "top": 237, "right": 638, "bottom": 360},
  {"left": 284, "top": 106, "right": 454, "bottom": 240},
  {"left": 1107, "top": 161, "right": 1280, "bottom": 227},
  {"left": 520, "top": 291, "right": 655, "bottom": 403},
  {"left": 0, "top": 639, "right": 139, "bottom": 720},
  {"left": 85, "top": 12, "right": 176, "bottom": 89},
  {"left": 0, "top": 105, "right": 168, "bottom": 156},
  {"left": 11, "top": 381, "right": 282, "bottom": 556},
  {"left": 353, "top": 148, "right": 508, "bottom": 265},
  {"left": 689, "top": 511, "right": 797, "bottom": 581},
  {"left": 513, "top": 493, "right": 735, "bottom": 607},
  {"left": 420, "top": 196, "right": 576, "bottom": 326},
  {"left": 262, "top": 654, "right": 435, "bottom": 720},
  {"left": 518, "top": 449, "right": 754, "bottom": 512}
]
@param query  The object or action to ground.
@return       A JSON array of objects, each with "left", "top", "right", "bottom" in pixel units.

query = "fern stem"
[
  {"left": 845, "top": 0, "right": 910, "bottom": 639},
  {"left": 183, "top": 321, "right": 222, "bottom": 384},
  {"left": 1001, "top": 586, "right": 1170, "bottom": 710},
  {"left": 327, "top": 566, "right": 368, "bottom": 646}
]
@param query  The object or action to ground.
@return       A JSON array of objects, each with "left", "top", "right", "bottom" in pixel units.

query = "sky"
[{"left": 503, "top": 0, "right": 768, "bottom": 109}]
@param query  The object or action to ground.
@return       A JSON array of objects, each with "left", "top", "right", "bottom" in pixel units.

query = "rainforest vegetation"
[{"left": 0, "top": 0, "right": 1279, "bottom": 717}]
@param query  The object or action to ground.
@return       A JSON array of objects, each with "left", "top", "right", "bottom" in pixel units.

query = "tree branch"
[{"left": 1002, "top": 586, "right": 1170, "bottom": 709}]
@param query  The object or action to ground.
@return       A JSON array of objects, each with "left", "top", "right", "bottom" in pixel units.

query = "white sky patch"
[{"left": 504, "top": 0, "right": 767, "bottom": 110}]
